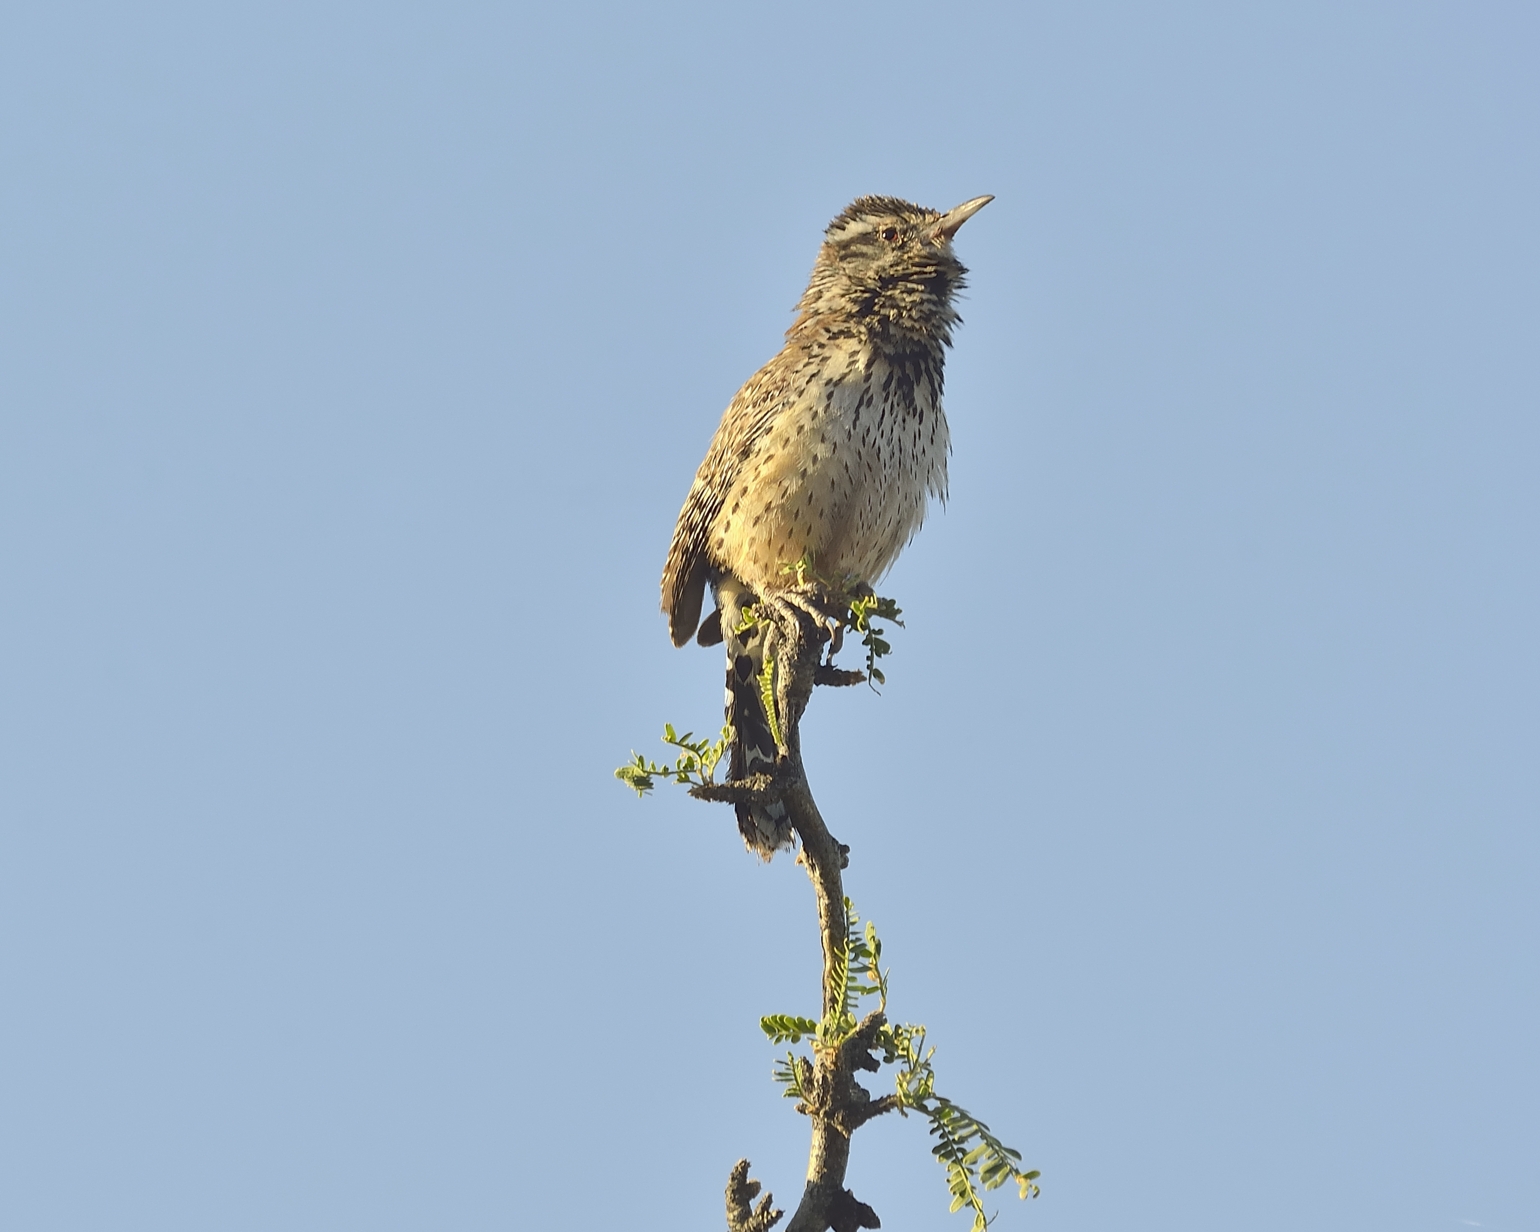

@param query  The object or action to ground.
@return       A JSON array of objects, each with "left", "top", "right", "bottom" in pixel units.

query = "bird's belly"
[{"left": 713, "top": 370, "right": 948, "bottom": 592}]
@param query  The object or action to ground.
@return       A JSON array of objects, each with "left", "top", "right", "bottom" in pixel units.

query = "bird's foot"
[{"left": 768, "top": 587, "right": 845, "bottom": 653}]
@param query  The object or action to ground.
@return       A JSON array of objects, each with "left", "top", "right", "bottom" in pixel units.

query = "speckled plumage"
[{"left": 660, "top": 194, "right": 991, "bottom": 856}]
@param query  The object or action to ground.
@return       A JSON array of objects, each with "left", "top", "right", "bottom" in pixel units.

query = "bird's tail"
[{"left": 716, "top": 578, "right": 793, "bottom": 860}]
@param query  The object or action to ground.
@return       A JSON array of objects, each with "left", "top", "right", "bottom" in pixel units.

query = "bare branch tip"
[{"left": 727, "top": 1159, "right": 784, "bottom": 1232}]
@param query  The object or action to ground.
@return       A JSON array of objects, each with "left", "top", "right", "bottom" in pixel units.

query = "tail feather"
[{"left": 716, "top": 579, "right": 793, "bottom": 859}]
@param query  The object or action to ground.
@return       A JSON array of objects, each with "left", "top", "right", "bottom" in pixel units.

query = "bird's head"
[{"left": 792, "top": 194, "right": 993, "bottom": 347}]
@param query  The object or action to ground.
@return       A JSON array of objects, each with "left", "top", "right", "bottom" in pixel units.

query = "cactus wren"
[{"left": 661, "top": 194, "right": 992, "bottom": 857}]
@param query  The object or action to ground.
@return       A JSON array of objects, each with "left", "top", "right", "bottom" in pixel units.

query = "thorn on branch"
[
  {"left": 844, "top": 1093, "right": 901, "bottom": 1131},
  {"left": 726, "top": 1159, "right": 784, "bottom": 1232},
  {"left": 813, "top": 664, "right": 866, "bottom": 688}
]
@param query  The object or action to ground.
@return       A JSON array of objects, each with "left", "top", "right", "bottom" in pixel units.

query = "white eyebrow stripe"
[{"left": 828, "top": 217, "right": 879, "bottom": 240}]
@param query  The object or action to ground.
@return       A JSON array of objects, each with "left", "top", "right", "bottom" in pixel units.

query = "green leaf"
[
  {"left": 760, "top": 1014, "right": 819, "bottom": 1044},
  {"left": 753, "top": 893, "right": 1041, "bottom": 1222}
]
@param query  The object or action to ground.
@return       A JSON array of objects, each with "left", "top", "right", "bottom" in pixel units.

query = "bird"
[{"left": 660, "top": 194, "right": 992, "bottom": 858}]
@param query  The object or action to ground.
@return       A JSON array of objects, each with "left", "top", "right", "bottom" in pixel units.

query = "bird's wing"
[{"left": 661, "top": 363, "right": 792, "bottom": 646}]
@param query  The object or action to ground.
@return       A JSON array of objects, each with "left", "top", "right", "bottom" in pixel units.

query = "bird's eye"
[{"left": 880, "top": 226, "right": 901, "bottom": 244}]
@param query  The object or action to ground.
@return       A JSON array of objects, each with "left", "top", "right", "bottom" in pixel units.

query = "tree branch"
[
  {"left": 626, "top": 585, "right": 1034, "bottom": 1229},
  {"left": 734, "top": 591, "right": 888, "bottom": 1232}
]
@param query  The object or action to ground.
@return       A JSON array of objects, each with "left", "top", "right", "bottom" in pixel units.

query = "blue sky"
[{"left": 2, "top": 3, "right": 1536, "bottom": 1229}]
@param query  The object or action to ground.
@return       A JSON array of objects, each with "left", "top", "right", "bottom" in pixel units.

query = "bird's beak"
[{"left": 933, "top": 194, "right": 994, "bottom": 240}]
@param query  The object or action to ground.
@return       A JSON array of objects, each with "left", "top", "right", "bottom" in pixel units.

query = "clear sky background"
[{"left": 2, "top": 3, "right": 1536, "bottom": 1230}]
